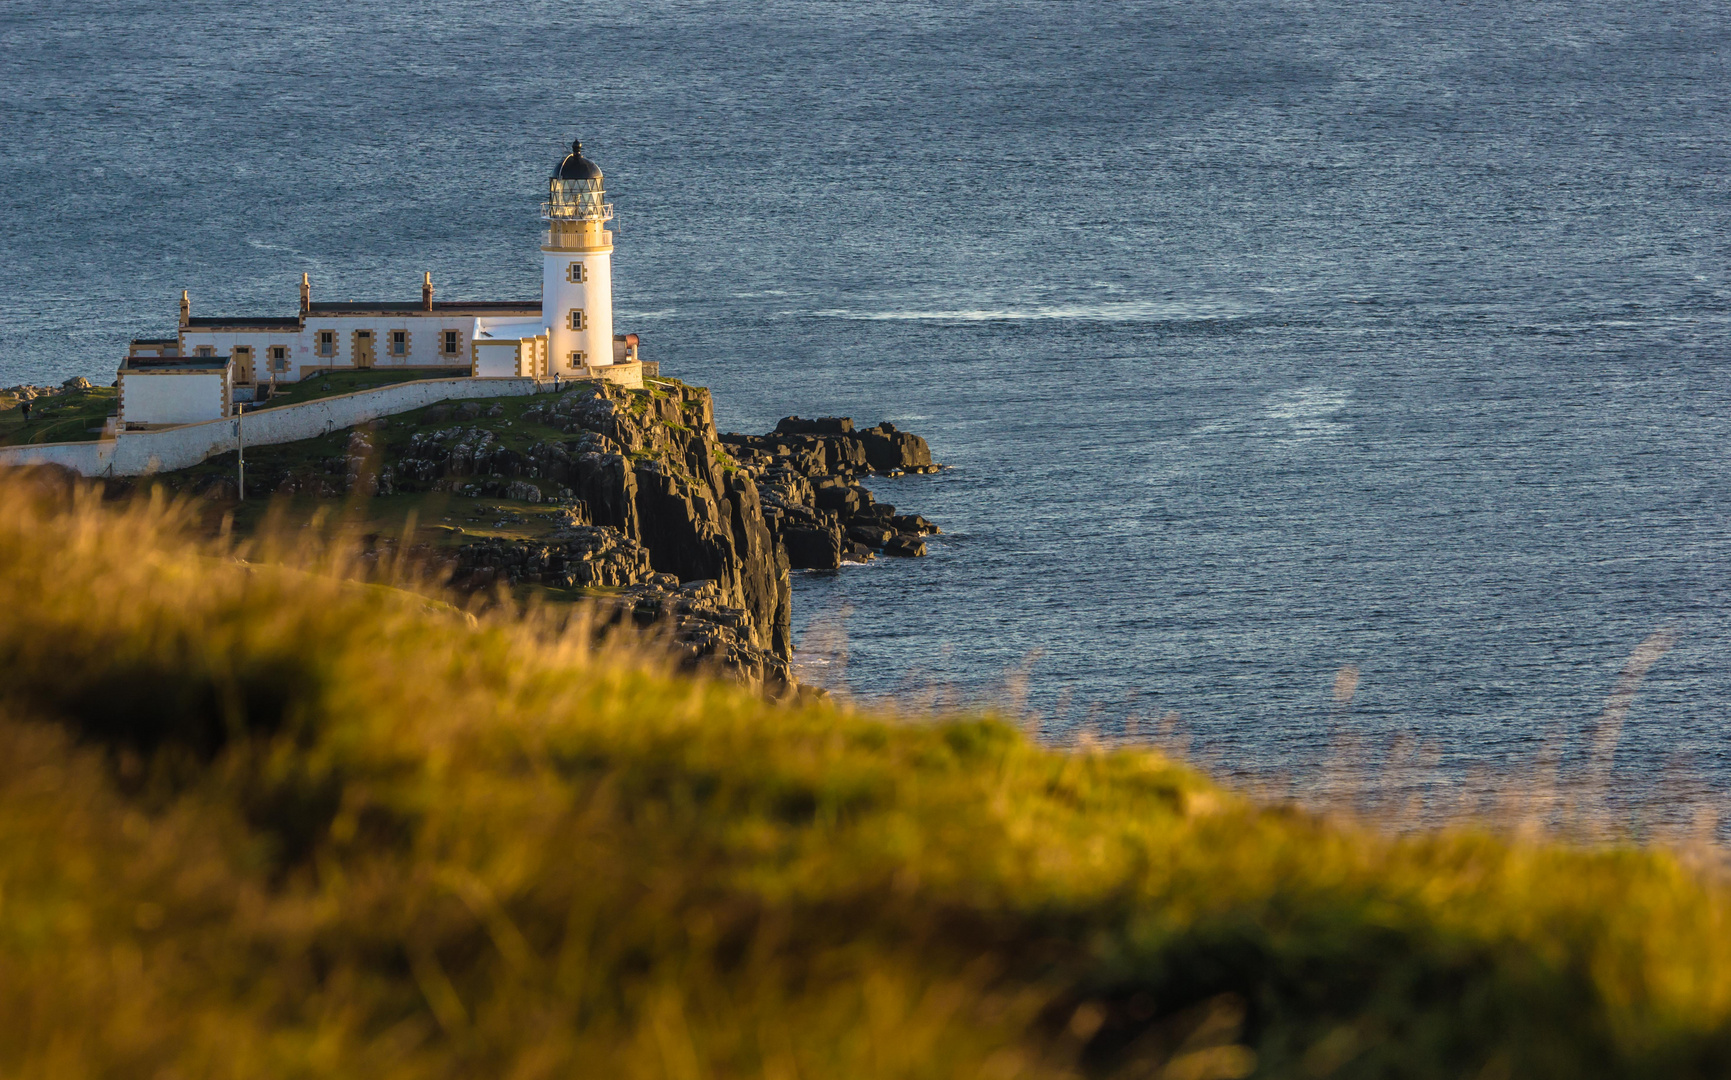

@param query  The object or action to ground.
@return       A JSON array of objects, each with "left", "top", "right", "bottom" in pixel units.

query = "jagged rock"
[
  {"left": 167, "top": 381, "right": 939, "bottom": 689},
  {"left": 575, "top": 451, "right": 640, "bottom": 534},
  {"left": 756, "top": 468, "right": 814, "bottom": 508},
  {"left": 526, "top": 439, "right": 576, "bottom": 485},
  {"left": 62, "top": 376, "right": 92, "bottom": 391},
  {"left": 721, "top": 420, "right": 933, "bottom": 479},
  {"left": 854, "top": 499, "right": 894, "bottom": 519},
  {"left": 815, "top": 484, "right": 866, "bottom": 514},
  {"left": 721, "top": 470, "right": 792, "bottom": 657},
  {"left": 602, "top": 580, "right": 792, "bottom": 690},
  {"left": 452, "top": 525, "right": 654, "bottom": 590},
  {"left": 776, "top": 416, "right": 854, "bottom": 435},
  {"left": 884, "top": 534, "right": 927, "bottom": 557},
  {"left": 723, "top": 414, "right": 941, "bottom": 571},
  {"left": 847, "top": 524, "right": 895, "bottom": 549},
  {"left": 859, "top": 422, "right": 933, "bottom": 472},
  {"left": 561, "top": 389, "right": 641, "bottom": 449},
  {"left": 784, "top": 525, "right": 843, "bottom": 571}
]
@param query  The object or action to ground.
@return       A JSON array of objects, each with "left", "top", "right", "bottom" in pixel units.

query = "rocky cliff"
[
  {"left": 719, "top": 416, "right": 941, "bottom": 570},
  {"left": 172, "top": 381, "right": 939, "bottom": 691}
]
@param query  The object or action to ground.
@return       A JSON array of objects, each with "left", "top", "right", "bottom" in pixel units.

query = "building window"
[
  {"left": 570, "top": 351, "right": 587, "bottom": 365},
  {"left": 195, "top": 345, "right": 215, "bottom": 357},
  {"left": 568, "top": 262, "right": 587, "bottom": 283},
  {"left": 316, "top": 330, "right": 336, "bottom": 357},
  {"left": 390, "top": 330, "right": 407, "bottom": 356},
  {"left": 441, "top": 329, "right": 460, "bottom": 356},
  {"left": 269, "top": 346, "right": 289, "bottom": 373},
  {"left": 568, "top": 309, "right": 586, "bottom": 331}
]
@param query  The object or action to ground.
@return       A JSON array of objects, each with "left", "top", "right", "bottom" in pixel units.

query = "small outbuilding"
[
  {"left": 471, "top": 318, "right": 549, "bottom": 378},
  {"left": 118, "top": 354, "right": 234, "bottom": 429}
]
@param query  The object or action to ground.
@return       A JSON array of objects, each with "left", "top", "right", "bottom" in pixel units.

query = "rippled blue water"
[{"left": 5, "top": 1, "right": 1730, "bottom": 787}]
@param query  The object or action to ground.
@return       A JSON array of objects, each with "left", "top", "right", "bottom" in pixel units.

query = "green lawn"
[
  {"left": 218, "top": 490, "right": 578, "bottom": 551},
  {"left": 252, "top": 369, "right": 456, "bottom": 409},
  {"left": 164, "top": 388, "right": 578, "bottom": 502},
  {"left": 0, "top": 387, "right": 117, "bottom": 447}
]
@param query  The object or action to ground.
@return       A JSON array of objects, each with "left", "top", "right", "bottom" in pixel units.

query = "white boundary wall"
[{"left": 0, "top": 377, "right": 542, "bottom": 478}]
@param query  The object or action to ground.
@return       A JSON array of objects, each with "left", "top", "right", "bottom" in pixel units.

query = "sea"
[{"left": 5, "top": 0, "right": 1731, "bottom": 803}]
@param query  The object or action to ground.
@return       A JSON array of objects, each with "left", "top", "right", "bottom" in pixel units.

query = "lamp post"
[{"left": 231, "top": 409, "right": 245, "bottom": 501}]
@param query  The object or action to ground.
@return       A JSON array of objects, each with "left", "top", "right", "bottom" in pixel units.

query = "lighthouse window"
[
  {"left": 316, "top": 331, "right": 336, "bottom": 357},
  {"left": 569, "top": 309, "right": 586, "bottom": 331},
  {"left": 570, "top": 351, "right": 587, "bottom": 365},
  {"left": 390, "top": 330, "right": 407, "bottom": 356},
  {"left": 568, "top": 262, "right": 587, "bottom": 283},
  {"left": 441, "top": 330, "right": 461, "bottom": 356}
]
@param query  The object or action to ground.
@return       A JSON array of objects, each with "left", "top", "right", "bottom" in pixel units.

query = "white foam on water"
[
  {"left": 1263, "top": 387, "right": 1352, "bottom": 440},
  {"left": 803, "top": 299, "right": 1254, "bottom": 323}
]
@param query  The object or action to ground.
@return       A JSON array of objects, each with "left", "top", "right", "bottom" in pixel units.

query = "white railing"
[{"left": 540, "top": 201, "right": 614, "bottom": 222}]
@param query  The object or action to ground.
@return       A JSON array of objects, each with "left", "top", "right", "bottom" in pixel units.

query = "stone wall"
[{"left": 0, "top": 377, "right": 544, "bottom": 477}]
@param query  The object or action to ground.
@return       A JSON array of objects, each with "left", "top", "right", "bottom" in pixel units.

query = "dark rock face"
[
  {"left": 722, "top": 471, "right": 793, "bottom": 658},
  {"left": 183, "top": 380, "right": 941, "bottom": 691},
  {"left": 720, "top": 414, "right": 942, "bottom": 575},
  {"left": 890, "top": 513, "right": 938, "bottom": 535},
  {"left": 860, "top": 423, "right": 933, "bottom": 473},
  {"left": 783, "top": 526, "right": 843, "bottom": 572},
  {"left": 451, "top": 527, "right": 790, "bottom": 688},
  {"left": 884, "top": 535, "right": 927, "bottom": 558},
  {"left": 721, "top": 420, "right": 936, "bottom": 479},
  {"left": 847, "top": 524, "right": 895, "bottom": 549},
  {"left": 610, "top": 579, "right": 791, "bottom": 688},
  {"left": 543, "top": 383, "right": 799, "bottom": 667},
  {"left": 453, "top": 523, "right": 656, "bottom": 590},
  {"left": 775, "top": 416, "right": 853, "bottom": 436}
]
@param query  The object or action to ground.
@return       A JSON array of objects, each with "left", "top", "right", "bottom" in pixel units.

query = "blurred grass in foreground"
[{"left": 4, "top": 471, "right": 1731, "bottom": 1079}]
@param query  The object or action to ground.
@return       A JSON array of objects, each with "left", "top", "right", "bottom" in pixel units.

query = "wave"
[{"left": 802, "top": 300, "right": 1254, "bottom": 323}]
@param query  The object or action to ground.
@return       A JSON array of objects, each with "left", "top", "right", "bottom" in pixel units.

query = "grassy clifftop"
[{"left": 3, "top": 471, "right": 1731, "bottom": 1078}]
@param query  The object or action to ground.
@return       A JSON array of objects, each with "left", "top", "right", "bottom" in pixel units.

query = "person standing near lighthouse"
[{"left": 542, "top": 140, "right": 615, "bottom": 374}]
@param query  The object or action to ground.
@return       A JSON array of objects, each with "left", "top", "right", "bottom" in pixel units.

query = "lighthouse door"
[{"left": 353, "top": 330, "right": 376, "bottom": 369}]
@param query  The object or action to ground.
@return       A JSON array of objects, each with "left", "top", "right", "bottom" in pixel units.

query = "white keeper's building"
[{"left": 118, "top": 139, "right": 643, "bottom": 428}]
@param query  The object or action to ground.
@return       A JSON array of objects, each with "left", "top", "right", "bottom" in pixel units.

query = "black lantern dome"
[{"left": 555, "top": 139, "right": 603, "bottom": 182}]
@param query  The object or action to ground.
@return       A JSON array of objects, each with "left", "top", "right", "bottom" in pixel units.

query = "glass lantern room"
[{"left": 544, "top": 140, "right": 614, "bottom": 222}]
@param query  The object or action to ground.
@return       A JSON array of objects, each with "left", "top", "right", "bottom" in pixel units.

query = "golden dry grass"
[{"left": 2, "top": 469, "right": 1731, "bottom": 1078}]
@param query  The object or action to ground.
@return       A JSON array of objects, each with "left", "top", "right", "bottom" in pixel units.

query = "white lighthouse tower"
[{"left": 542, "top": 139, "right": 615, "bottom": 373}]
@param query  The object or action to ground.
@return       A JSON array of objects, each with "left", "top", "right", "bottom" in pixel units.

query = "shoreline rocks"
[{"left": 719, "top": 417, "right": 940, "bottom": 571}]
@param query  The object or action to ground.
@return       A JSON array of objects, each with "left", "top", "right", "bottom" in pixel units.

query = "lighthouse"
[
  {"left": 542, "top": 140, "right": 615, "bottom": 372},
  {"left": 115, "top": 136, "right": 647, "bottom": 432}
]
